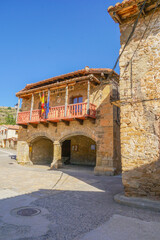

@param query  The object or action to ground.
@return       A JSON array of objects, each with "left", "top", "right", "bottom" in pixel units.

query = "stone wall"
[
  {"left": 31, "top": 137, "right": 53, "bottom": 164},
  {"left": 119, "top": 10, "right": 160, "bottom": 198},
  {"left": 17, "top": 75, "right": 121, "bottom": 175},
  {"left": 69, "top": 135, "right": 96, "bottom": 166}
]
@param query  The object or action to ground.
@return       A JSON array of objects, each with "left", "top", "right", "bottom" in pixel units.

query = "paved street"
[{"left": 0, "top": 148, "right": 160, "bottom": 240}]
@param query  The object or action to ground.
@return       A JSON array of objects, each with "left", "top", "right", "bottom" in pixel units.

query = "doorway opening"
[
  {"left": 62, "top": 140, "right": 71, "bottom": 164},
  {"left": 61, "top": 135, "right": 96, "bottom": 167}
]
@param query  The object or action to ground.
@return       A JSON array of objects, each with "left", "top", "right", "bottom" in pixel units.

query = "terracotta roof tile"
[
  {"left": 108, "top": 0, "right": 160, "bottom": 24},
  {"left": 2, "top": 125, "right": 19, "bottom": 130},
  {"left": 108, "top": 0, "right": 140, "bottom": 12},
  {"left": 16, "top": 67, "right": 119, "bottom": 96}
]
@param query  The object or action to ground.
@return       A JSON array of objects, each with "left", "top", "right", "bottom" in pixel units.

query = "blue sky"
[{"left": 0, "top": 0, "right": 120, "bottom": 107}]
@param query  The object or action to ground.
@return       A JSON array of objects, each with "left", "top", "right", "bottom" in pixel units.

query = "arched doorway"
[
  {"left": 61, "top": 135, "right": 96, "bottom": 166},
  {"left": 30, "top": 137, "right": 53, "bottom": 165}
]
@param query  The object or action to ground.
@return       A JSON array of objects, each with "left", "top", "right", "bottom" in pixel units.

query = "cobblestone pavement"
[{"left": 0, "top": 148, "right": 160, "bottom": 240}]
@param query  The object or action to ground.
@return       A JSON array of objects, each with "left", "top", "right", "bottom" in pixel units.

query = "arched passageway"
[
  {"left": 30, "top": 137, "right": 53, "bottom": 165},
  {"left": 61, "top": 135, "right": 96, "bottom": 166}
]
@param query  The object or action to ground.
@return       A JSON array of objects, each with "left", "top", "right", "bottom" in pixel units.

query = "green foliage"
[
  {"left": 8, "top": 107, "right": 12, "bottom": 110},
  {"left": 5, "top": 114, "right": 16, "bottom": 125}
]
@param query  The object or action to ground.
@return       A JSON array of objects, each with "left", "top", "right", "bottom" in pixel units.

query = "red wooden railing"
[
  {"left": 17, "top": 103, "right": 96, "bottom": 125},
  {"left": 17, "top": 111, "right": 30, "bottom": 124},
  {"left": 48, "top": 105, "right": 65, "bottom": 120},
  {"left": 30, "top": 109, "right": 41, "bottom": 123},
  {"left": 66, "top": 103, "right": 86, "bottom": 118}
]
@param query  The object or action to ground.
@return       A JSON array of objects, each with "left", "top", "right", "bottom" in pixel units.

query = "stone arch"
[
  {"left": 58, "top": 131, "right": 97, "bottom": 144},
  {"left": 29, "top": 135, "right": 53, "bottom": 165},
  {"left": 60, "top": 132, "right": 97, "bottom": 167},
  {"left": 27, "top": 132, "right": 54, "bottom": 144}
]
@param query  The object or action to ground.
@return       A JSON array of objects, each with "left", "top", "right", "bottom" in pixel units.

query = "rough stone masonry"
[
  {"left": 16, "top": 68, "right": 121, "bottom": 176},
  {"left": 108, "top": 0, "right": 160, "bottom": 198}
]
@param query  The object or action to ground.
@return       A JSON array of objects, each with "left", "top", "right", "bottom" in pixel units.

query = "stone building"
[
  {"left": 0, "top": 125, "right": 19, "bottom": 149},
  {"left": 16, "top": 67, "right": 121, "bottom": 175},
  {"left": 108, "top": 0, "right": 160, "bottom": 197}
]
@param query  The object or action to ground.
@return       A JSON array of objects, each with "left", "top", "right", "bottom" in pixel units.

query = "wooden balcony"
[{"left": 17, "top": 103, "right": 96, "bottom": 125}]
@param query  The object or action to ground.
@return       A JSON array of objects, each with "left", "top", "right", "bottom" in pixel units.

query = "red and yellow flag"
[{"left": 41, "top": 92, "right": 45, "bottom": 115}]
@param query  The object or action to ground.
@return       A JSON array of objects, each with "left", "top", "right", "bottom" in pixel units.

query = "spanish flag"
[{"left": 41, "top": 92, "right": 45, "bottom": 116}]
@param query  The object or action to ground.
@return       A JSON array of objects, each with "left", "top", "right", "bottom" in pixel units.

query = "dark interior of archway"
[
  {"left": 31, "top": 137, "right": 53, "bottom": 165},
  {"left": 62, "top": 135, "right": 96, "bottom": 166}
]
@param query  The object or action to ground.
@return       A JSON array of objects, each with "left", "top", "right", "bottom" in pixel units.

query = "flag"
[
  {"left": 41, "top": 91, "right": 45, "bottom": 117},
  {"left": 46, "top": 89, "right": 50, "bottom": 118}
]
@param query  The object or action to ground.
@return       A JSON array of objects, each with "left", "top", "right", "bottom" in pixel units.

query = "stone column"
[
  {"left": 17, "top": 141, "right": 32, "bottom": 165},
  {"left": 51, "top": 141, "right": 63, "bottom": 169},
  {"left": 94, "top": 149, "right": 115, "bottom": 176}
]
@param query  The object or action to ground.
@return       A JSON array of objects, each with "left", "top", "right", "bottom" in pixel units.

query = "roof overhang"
[
  {"left": 16, "top": 67, "right": 119, "bottom": 98},
  {"left": 16, "top": 74, "right": 100, "bottom": 98},
  {"left": 108, "top": 0, "right": 160, "bottom": 24}
]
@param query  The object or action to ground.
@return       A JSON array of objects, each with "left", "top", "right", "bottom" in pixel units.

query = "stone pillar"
[
  {"left": 94, "top": 149, "right": 115, "bottom": 176},
  {"left": 17, "top": 141, "right": 32, "bottom": 165},
  {"left": 51, "top": 141, "right": 63, "bottom": 169}
]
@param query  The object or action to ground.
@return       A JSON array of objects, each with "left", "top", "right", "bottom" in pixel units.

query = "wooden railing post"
[
  {"left": 87, "top": 80, "right": 90, "bottom": 115},
  {"left": 30, "top": 94, "right": 34, "bottom": 121},
  {"left": 16, "top": 97, "right": 20, "bottom": 122},
  {"left": 65, "top": 85, "right": 68, "bottom": 117}
]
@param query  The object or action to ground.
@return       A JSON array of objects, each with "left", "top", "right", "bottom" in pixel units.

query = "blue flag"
[{"left": 46, "top": 89, "right": 50, "bottom": 118}]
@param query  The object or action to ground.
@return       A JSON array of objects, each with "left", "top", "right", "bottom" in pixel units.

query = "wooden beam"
[
  {"left": 49, "top": 122, "right": 57, "bottom": 127},
  {"left": 40, "top": 122, "right": 48, "bottom": 127},
  {"left": 113, "top": 12, "right": 122, "bottom": 24},
  {"left": 75, "top": 118, "right": 83, "bottom": 125},
  {"left": 88, "top": 118, "right": 96, "bottom": 124},
  {"left": 62, "top": 120, "right": 70, "bottom": 126},
  {"left": 18, "top": 124, "right": 28, "bottom": 129},
  {"left": 29, "top": 123, "right": 38, "bottom": 128}
]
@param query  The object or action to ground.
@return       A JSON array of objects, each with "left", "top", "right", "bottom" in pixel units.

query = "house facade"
[
  {"left": 16, "top": 67, "right": 120, "bottom": 175},
  {"left": 0, "top": 125, "right": 19, "bottom": 149},
  {"left": 108, "top": 0, "right": 160, "bottom": 197}
]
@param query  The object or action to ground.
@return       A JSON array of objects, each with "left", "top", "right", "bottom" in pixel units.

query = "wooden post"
[
  {"left": 30, "top": 94, "right": 34, "bottom": 121},
  {"left": 48, "top": 89, "right": 50, "bottom": 104},
  {"left": 65, "top": 85, "right": 68, "bottom": 117},
  {"left": 87, "top": 80, "right": 90, "bottom": 115},
  {"left": 16, "top": 97, "right": 20, "bottom": 122}
]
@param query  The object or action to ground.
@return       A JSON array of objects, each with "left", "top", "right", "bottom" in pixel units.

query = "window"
[
  {"left": 72, "top": 96, "right": 83, "bottom": 104},
  {"left": 71, "top": 96, "right": 83, "bottom": 115}
]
